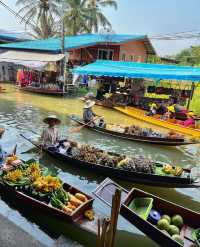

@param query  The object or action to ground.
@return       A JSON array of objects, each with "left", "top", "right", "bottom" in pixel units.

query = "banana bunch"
[
  {"left": 24, "top": 163, "right": 41, "bottom": 182},
  {"left": 162, "top": 164, "right": 183, "bottom": 176},
  {"left": 32, "top": 175, "right": 62, "bottom": 193},
  {"left": 3, "top": 169, "right": 23, "bottom": 182}
]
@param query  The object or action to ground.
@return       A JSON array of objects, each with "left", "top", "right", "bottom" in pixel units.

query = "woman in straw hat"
[
  {"left": 41, "top": 115, "right": 61, "bottom": 147},
  {"left": 0, "top": 128, "right": 6, "bottom": 165},
  {"left": 83, "top": 100, "right": 98, "bottom": 124}
]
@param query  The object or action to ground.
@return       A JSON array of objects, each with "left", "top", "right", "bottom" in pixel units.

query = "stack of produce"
[
  {"left": 1, "top": 161, "right": 91, "bottom": 218},
  {"left": 162, "top": 164, "right": 183, "bottom": 177},
  {"left": 157, "top": 214, "right": 184, "bottom": 245},
  {"left": 71, "top": 144, "right": 156, "bottom": 174},
  {"left": 51, "top": 190, "right": 89, "bottom": 216},
  {"left": 117, "top": 157, "right": 155, "bottom": 174}
]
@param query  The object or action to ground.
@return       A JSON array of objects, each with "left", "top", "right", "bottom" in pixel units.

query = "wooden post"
[
  {"left": 97, "top": 218, "right": 110, "bottom": 247},
  {"left": 187, "top": 82, "right": 195, "bottom": 110},
  {"left": 107, "top": 189, "right": 121, "bottom": 247}
]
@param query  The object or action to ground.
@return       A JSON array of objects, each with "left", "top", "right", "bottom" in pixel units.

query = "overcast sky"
[{"left": 0, "top": 0, "right": 200, "bottom": 56}]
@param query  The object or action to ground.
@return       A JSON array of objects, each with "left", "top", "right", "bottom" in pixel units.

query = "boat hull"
[
  {"left": 70, "top": 115, "right": 195, "bottom": 146},
  {"left": 18, "top": 86, "right": 67, "bottom": 96},
  {"left": 44, "top": 149, "right": 200, "bottom": 188},
  {"left": 115, "top": 106, "right": 200, "bottom": 138},
  {"left": 121, "top": 188, "right": 200, "bottom": 247}
]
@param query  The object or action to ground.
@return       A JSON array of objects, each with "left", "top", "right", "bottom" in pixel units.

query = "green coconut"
[
  {"left": 168, "top": 225, "right": 180, "bottom": 236},
  {"left": 161, "top": 215, "right": 171, "bottom": 224},
  {"left": 172, "top": 234, "right": 184, "bottom": 246},
  {"left": 171, "top": 215, "right": 184, "bottom": 228},
  {"left": 157, "top": 219, "right": 170, "bottom": 231}
]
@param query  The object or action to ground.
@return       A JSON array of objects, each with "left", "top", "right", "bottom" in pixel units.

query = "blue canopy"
[{"left": 73, "top": 60, "right": 200, "bottom": 82}]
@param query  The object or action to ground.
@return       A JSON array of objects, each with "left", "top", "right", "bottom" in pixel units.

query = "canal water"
[{"left": 0, "top": 84, "right": 200, "bottom": 247}]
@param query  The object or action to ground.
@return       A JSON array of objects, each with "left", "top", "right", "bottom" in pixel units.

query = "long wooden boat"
[
  {"left": 69, "top": 114, "right": 197, "bottom": 146},
  {"left": 0, "top": 175, "right": 101, "bottom": 237},
  {"left": 21, "top": 134, "right": 200, "bottom": 188},
  {"left": 115, "top": 106, "right": 200, "bottom": 138},
  {"left": 18, "top": 86, "right": 67, "bottom": 96},
  {"left": 95, "top": 178, "right": 200, "bottom": 247}
]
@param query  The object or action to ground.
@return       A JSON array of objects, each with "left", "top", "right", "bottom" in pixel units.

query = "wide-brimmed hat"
[
  {"left": 84, "top": 100, "right": 95, "bottom": 109},
  {"left": 0, "top": 127, "right": 5, "bottom": 136},
  {"left": 43, "top": 115, "right": 61, "bottom": 125}
]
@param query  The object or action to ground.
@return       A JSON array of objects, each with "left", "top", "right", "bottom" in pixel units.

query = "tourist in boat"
[
  {"left": 41, "top": 115, "right": 61, "bottom": 147},
  {"left": 0, "top": 128, "right": 6, "bottom": 165}
]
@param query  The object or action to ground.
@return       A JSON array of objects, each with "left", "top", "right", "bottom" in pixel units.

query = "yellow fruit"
[
  {"left": 84, "top": 210, "right": 94, "bottom": 221},
  {"left": 174, "top": 167, "right": 183, "bottom": 176},
  {"left": 3, "top": 169, "right": 23, "bottom": 182}
]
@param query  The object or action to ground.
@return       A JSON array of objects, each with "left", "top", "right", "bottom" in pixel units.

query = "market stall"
[
  {"left": 74, "top": 60, "right": 200, "bottom": 136},
  {"left": 74, "top": 60, "right": 200, "bottom": 109},
  {"left": 0, "top": 51, "right": 68, "bottom": 95}
]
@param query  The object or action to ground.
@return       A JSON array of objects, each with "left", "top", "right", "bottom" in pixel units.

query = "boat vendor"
[
  {"left": 83, "top": 100, "right": 105, "bottom": 127},
  {"left": 41, "top": 115, "right": 61, "bottom": 147},
  {"left": 0, "top": 128, "right": 6, "bottom": 165}
]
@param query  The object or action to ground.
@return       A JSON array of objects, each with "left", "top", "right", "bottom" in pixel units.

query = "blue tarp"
[
  {"left": 0, "top": 34, "right": 146, "bottom": 53},
  {"left": 73, "top": 60, "right": 200, "bottom": 82}
]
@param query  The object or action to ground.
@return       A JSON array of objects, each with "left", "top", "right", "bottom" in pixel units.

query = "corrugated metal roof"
[
  {"left": 0, "top": 33, "right": 148, "bottom": 53},
  {"left": 74, "top": 60, "right": 200, "bottom": 81},
  {"left": 0, "top": 30, "right": 31, "bottom": 42}
]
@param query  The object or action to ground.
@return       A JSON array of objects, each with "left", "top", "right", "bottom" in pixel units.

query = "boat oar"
[
  {"left": 12, "top": 144, "right": 17, "bottom": 155},
  {"left": 70, "top": 116, "right": 101, "bottom": 133}
]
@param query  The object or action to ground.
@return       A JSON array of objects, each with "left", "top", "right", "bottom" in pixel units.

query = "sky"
[{"left": 0, "top": 0, "right": 200, "bottom": 56}]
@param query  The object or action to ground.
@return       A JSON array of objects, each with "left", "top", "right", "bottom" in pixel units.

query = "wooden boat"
[
  {"left": 21, "top": 134, "right": 200, "bottom": 188},
  {"left": 95, "top": 178, "right": 200, "bottom": 247},
  {"left": 69, "top": 114, "right": 197, "bottom": 146},
  {"left": 18, "top": 86, "right": 67, "bottom": 96},
  {"left": 0, "top": 174, "right": 101, "bottom": 237},
  {"left": 115, "top": 106, "right": 200, "bottom": 138}
]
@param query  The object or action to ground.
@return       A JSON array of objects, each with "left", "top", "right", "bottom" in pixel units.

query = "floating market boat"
[
  {"left": 0, "top": 159, "right": 99, "bottom": 235},
  {"left": 18, "top": 86, "right": 67, "bottom": 96},
  {"left": 95, "top": 178, "right": 200, "bottom": 247},
  {"left": 21, "top": 134, "right": 200, "bottom": 188},
  {"left": 69, "top": 114, "right": 197, "bottom": 146},
  {"left": 115, "top": 106, "right": 200, "bottom": 138}
]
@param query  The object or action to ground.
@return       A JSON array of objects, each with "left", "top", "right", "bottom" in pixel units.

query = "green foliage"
[
  {"left": 16, "top": 0, "right": 118, "bottom": 38},
  {"left": 175, "top": 46, "right": 200, "bottom": 66}
]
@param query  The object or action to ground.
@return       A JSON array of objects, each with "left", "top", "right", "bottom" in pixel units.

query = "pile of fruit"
[
  {"left": 157, "top": 214, "right": 184, "bottom": 245},
  {"left": 162, "top": 164, "right": 183, "bottom": 177},
  {"left": 1, "top": 160, "right": 92, "bottom": 218},
  {"left": 51, "top": 189, "right": 90, "bottom": 216},
  {"left": 72, "top": 144, "right": 156, "bottom": 174}
]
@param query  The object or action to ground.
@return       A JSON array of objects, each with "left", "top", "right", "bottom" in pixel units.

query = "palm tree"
[
  {"left": 16, "top": 0, "right": 61, "bottom": 38},
  {"left": 87, "top": 0, "right": 117, "bottom": 33},
  {"left": 63, "top": 0, "right": 91, "bottom": 35}
]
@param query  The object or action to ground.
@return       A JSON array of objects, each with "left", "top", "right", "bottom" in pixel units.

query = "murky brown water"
[{"left": 0, "top": 83, "right": 200, "bottom": 247}]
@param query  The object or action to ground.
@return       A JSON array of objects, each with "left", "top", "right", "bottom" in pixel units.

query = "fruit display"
[
  {"left": 50, "top": 189, "right": 89, "bottom": 215},
  {"left": 162, "top": 164, "right": 183, "bottom": 177},
  {"left": 1, "top": 161, "right": 92, "bottom": 218},
  {"left": 32, "top": 175, "right": 62, "bottom": 193},
  {"left": 156, "top": 214, "right": 184, "bottom": 245},
  {"left": 71, "top": 144, "right": 156, "bottom": 174}
]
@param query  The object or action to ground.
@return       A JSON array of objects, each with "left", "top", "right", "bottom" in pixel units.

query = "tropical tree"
[
  {"left": 87, "top": 0, "right": 117, "bottom": 33},
  {"left": 16, "top": 0, "right": 61, "bottom": 38},
  {"left": 62, "top": 0, "right": 91, "bottom": 35}
]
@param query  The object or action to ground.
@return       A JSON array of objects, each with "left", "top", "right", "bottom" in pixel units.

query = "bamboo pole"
[
  {"left": 107, "top": 189, "right": 121, "bottom": 247},
  {"left": 97, "top": 218, "right": 110, "bottom": 247}
]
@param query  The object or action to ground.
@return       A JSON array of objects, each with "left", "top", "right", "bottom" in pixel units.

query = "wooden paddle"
[{"left": 70, "top": 116, "right": 101, "bottom": 133}]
